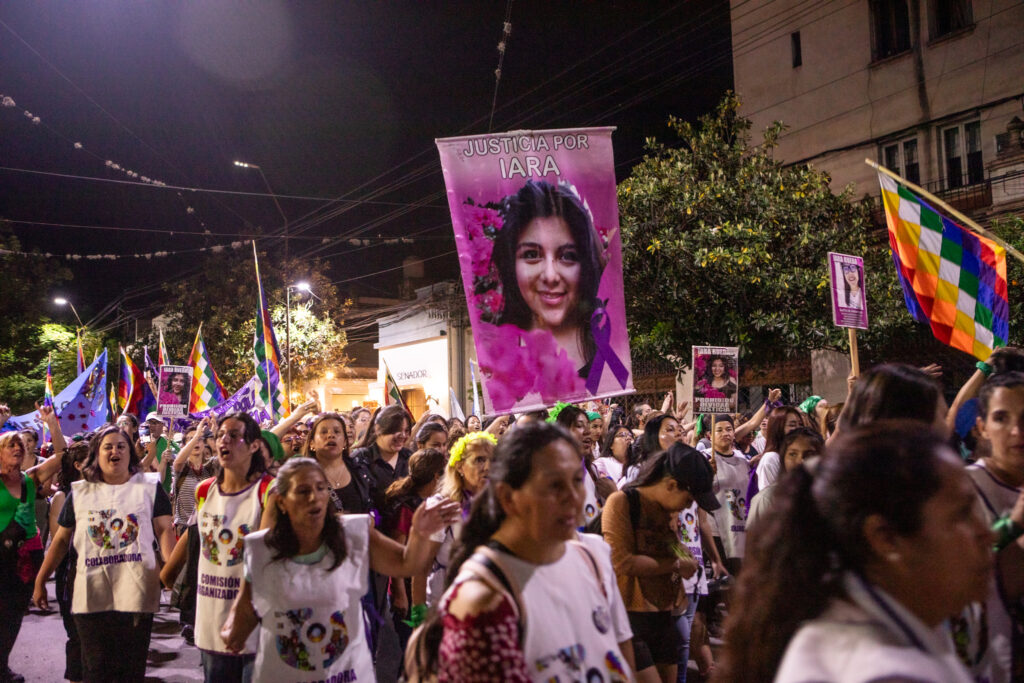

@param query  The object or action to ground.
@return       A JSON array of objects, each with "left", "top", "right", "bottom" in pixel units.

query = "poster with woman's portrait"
[
  {"left": 158, "top": 365, "right": 192, "bottom": 416},
  {"left": 692, "top": 346, "right": 739, "bottom": 415},
  {"left": 828, "top": 252, "right": 869, "bottom": 330},
  {"left": 437, "top": 128, "right": 634, "bottom": 414}
]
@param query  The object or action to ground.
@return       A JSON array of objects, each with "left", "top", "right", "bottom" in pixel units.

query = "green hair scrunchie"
[{"left": 546, "top": 401, "right": 573, "bottom": 424}]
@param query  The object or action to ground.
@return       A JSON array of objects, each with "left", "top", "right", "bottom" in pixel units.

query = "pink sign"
[
  {"left": 158, "top": 364, "right": 192, "bottom": 417},
  {"left": 436, "top": 128, "right": 634, "bottom": 414},
  {"left": 828, "top": 252, "right": 868, "bottom": 330},
  {"left": 692, "top": 346, "right": 739, "bottom": 415}
]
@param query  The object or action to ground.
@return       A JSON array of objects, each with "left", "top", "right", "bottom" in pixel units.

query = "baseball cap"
[
  {"left": 665, "top": 443, "right": 720, "bottom": 512},
  {"left": 144, "top": 412, "right": 164, "bottom": 424}
]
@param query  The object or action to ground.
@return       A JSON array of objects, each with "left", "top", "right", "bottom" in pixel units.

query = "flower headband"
[
  {"left": 545, "top": 401, "right": 573, "bottom": 424},
  {"left": 448, "top": 431, "right": 498, "bottom": 468}
]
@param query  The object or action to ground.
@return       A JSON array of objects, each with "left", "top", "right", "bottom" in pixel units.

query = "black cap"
[{"left": 665, "top": 443, "right": 720, "bottom": 512}]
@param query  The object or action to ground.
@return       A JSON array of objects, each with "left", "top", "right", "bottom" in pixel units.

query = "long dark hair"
[
  {"left": 599, "top": 424, "right": 632, "bottom": 461},
  {"left": 718, "top": 421, "right": 949, "bottom": 680},
  {"left": 302, "top": 412, "right": 351, "bottom": 461},
  {"left": 81, "top": 425, "right": 141, "bottom": 483},
  {"left": 353, "top": 404, "right": 411, "bottom": 450},
  {"left": 385, "top": 448, "right": 446, "bottom": 503},
  {"left": 57, "top": 441, "right": 90, "bottom": 492},
  {"left": 629, "top": 413, "right": 676, "bottom": 470},
  {"left": 412, "top": 421, "right": 576, "bottom": 674},
  {"left": 216, "top": 412, "right": 266, "bottom": 484},
  {"left": 415, "top": 422, "right": 448, "bottom": 450},
  {"left": 838, "top": 364, "right": 941, "bottom": 432},
  {"left": 493, "top": 180, "right": 602, "bottom": 373},
  {"left": 264, "top": 458, "right": 347, "bottom": 570},
  {"left": 764, "top": 406, "right": 803, "bottom": 454},
  {"left": 840, "top": 263, "right": 863, "bottom": 306}
]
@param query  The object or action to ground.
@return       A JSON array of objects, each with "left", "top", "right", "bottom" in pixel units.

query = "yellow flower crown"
[{"left": 448, "top": 431, "right": 498, "bottom": 468}]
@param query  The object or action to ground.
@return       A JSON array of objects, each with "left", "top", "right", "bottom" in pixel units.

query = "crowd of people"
[{"left": 2, "top": 349, "right": 1024, "bottom": 682}]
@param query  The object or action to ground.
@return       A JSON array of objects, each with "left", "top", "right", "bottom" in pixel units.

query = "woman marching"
[
  {"left": 719, "top": 422, "right": 991, "bottom": 682},
  {"left": 411, "top": 421, "right": 633, "bottom": 681},
  {"left": 1, "top": 406, "right": 65, "bottom": 683},
  {"left": 33, "top": 424, "right": 176, "bottom": 683},
  {"left": 220, "top": 457, "right": 459, "bottom": 683},
  {"left": 191, "top": 412, "right": 275, "bottom": 682}
]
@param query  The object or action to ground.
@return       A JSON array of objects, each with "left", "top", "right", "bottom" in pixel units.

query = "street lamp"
[
  {"left": 233, "top": 160, "right": 290, "bottom": 257},
  {"left": 53, "top": 297, "right": 84, "bottom": 328},
  {"left": 285, "top": 282, "right": 313, "bottom": 403}
]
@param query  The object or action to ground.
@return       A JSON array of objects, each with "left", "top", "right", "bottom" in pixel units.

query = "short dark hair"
[
  {"left": 978, "top": 371, "right": 1024, "bottom": 419},
  {"left": 839, "top": 364, "right": 941, "bottom": 431},
  {"left": 81, "top": 426, "right": 141, "bottom": 483}
]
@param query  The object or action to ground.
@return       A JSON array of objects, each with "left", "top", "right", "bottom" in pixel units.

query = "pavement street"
[{"left": 10, "top": 580, "right": 202, "bottom": 683}]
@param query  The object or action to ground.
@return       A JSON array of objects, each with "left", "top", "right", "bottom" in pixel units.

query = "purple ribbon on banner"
[{"left": 585, "top": 305, "right": 629, "bottom": 394}]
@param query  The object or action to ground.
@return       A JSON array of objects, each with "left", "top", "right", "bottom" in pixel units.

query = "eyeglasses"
[{"left": 615, "top": 432, "right": 634, "bottom": 440}]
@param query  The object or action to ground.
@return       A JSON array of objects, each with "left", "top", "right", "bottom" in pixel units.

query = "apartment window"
[
  {"left": 943, "top": 121, "right": 983, "bottom": 189},
  {"left": 871, "top": 0, "right": 912, "bottom": 61},
  {"left": 791, "top": 31, "right": 802, "bottom": 68},
  {"left": 881, "top": 137, "right": 920, "bottom": 184},
  {"left": 929, "top": 0, "right": 973, "bottom": 40}
]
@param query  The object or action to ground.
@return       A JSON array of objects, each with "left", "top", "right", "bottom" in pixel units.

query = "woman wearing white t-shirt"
[
  {"left": 594, "top": 424, "right": 633, "bottom": 486},
  {"left": 33, "top": 425, "right": 175, "bottom": 682},
  {"left": 411, "top": 421, "right": 635, "bottom": 681},
  {"left": 698, "top": 415, "right": 750, "bottom": 574},
  {"left": 719, "top": 422, "right": 991, "bottom": 682},
  {"left": 220, "top": 458, "right": 458, "bottom": 683}
]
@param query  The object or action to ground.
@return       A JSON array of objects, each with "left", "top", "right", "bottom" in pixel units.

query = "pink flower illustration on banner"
[
  {"left": 526, "top": 330, "right": 584, "bottom": 403},
  {"left": 479, "top": 288, "right": 504, "bottom": 315},
  {"left": 476, "top": 324, "right": 535, "bottom": 411},
  {"left": 462, "top": 201, "right": 505, "bottom": 324}
]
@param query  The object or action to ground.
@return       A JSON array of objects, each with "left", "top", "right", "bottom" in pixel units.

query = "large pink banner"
[{"left": 437, "top": 128, "right": 634, "bottom": 414}]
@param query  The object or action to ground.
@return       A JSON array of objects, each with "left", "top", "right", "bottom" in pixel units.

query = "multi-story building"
[{"left": 731, "top": 0, "right": 1024, "bottom": 218}]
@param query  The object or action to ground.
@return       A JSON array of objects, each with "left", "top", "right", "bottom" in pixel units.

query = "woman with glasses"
[{"left": 595, "top": 424, "right": 633, "bottom": 486}]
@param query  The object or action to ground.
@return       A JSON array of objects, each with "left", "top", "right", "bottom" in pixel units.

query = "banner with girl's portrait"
[
  {"left": 828, "top": 252, "right": 869, "bottom": 329},
  {"left": 436, "top": 128, "right": 634, "bottom": 414},
  {"left": 158, "top": 364, "right": 192, "bottom": 416},
  {"left": 692, "top": 346, "right": 739, "bottom": 415}
]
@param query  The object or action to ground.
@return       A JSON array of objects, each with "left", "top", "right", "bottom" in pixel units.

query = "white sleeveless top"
[
  {"left": 195, "top": 477, "right": 269, "bottom": 654},
  {"left": 444, "top": 541, "right": 632, "bottom": 682},
  {"left": 701, "top": 447, "right": 750, "bottom": 560},
  {"left": 70, "top": 472, "right": 161, "bottom": 614},
  {"left": 245, "top": 516, "right": 374, "bottom": 683}
]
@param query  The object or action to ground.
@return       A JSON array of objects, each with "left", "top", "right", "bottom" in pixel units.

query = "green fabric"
[
  {"left": 292, "top": 543, "right": 329, "bottom": 565},
  {"left": 798, "top": 395, "right": 823, "bottom": 415},
  {"left": 0, "top": 474, "right": 37, "bottom": 537},
  {"left": 154, "top": 437, "right": 178, "bottom": 493},
  {"left": 261, "top": 430, "right": 286, "bottom": 462},
  {"left": 993, "top": 515, "right": 1024, "bottom": 552},
  {"left": 403, "top": 603, "right": 428, "bottom": 628}
]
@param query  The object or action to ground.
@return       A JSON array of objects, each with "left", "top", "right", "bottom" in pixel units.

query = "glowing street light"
[{"left": 53, "top": 297, "right": 84, "bottom": 328}]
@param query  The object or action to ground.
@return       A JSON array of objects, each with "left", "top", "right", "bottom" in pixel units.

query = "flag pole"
[
  {"left": 866, "top": 159, "right": 1024, "bottom": 264},
  {"left": 847, "top": 328, "right": 860, "bottom": 377}
]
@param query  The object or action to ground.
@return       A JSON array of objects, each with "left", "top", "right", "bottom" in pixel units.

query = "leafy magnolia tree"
[
  {"left": 149, "top": 249, "right": 348, "bottom": 392},
  {"left": 618, "top": 94, "right": 915, "bottom": 369}
]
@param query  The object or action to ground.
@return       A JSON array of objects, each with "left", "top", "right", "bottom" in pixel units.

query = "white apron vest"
[
  {"left": 444, "top": 542, "right": 632, "bottom": 682},
  {"left": 679, "top": 502, "right": 708, "bottom": 597},
  {"left": 710, "top": 450, "right": 750, "bottom": 560},
  {"left": 70, "top": 472, "right": 161, "bottom": 614},
  {"left": 245, "top": 516, "right": 374, "bottom": 683},
  {"left": 582, "top": 463, "right": 601, "bottom": 525},
  {"left": 195, "top": 477, "right": 268, "bottom": 654}
]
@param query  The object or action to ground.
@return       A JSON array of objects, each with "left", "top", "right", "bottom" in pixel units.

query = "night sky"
[{"left": 0, "top": 1, "right": 732, "bottom": 328}]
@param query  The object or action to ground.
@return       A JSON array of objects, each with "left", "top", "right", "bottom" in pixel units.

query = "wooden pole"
[
  {"left": 847, "top": 328, "right": 860, "bottom": 377},
  {"left": 866, "top": 158, "right": 1024, "bottom": 264}
]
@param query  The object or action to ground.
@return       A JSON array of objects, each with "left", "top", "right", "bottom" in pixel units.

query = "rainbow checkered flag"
[
  {"left": 187, "top": 325, "right": 228, "bottom": 413},
  {"left": 118, "top": 345, "right": 147, "bottom": 416},
  {"left": 252, "top": 244, "right": 289, "bottom": 420},
  {"left": 878, "top": 171, "right": 1009, "bottom": 359},
  {"left": 158, "top": 329, "right": 170, "bottom": 366},
  {"left": 76, "top": 332, "right": 86, "bottom": 375}
]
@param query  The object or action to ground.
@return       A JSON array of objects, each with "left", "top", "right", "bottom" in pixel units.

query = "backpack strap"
[
  {"left": 568, "top": 539, "right": 607, "bottom": 601},
  {"left": 460, "top": 545, "right": 526, "bottom": 643},
  {"left": 195, "top": 477, "right": 215, "bottom": 512}
]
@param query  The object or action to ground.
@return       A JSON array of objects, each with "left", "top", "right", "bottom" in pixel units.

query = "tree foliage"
[
  {"left": 618, "top": 94, "right": 915, "bottom": 369},
  {"left": 148, "top": 249, "right": 349, "bottom": 392}
]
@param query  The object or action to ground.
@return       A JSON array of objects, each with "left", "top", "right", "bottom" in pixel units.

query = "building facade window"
[
  {"left": 870, "top": 0, "right": 912, "bottom": 61},
  {"left": 791, "top": 31, "right": 802, "bottom": 68},
  {"left": 929, "top": 0, "right": 973, "bottom": 40},
  {"left": 881, "top": 137, "right": 920, "bottom": 184},
  {"left": 943, "top": 121, "right": 983, "bottom": 188}
]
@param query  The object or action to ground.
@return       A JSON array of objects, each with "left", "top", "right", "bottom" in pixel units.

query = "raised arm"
[
  {"left": 735, "top": 388, "right": 781, "bottom": 440},
  {"left": 270, "top": 399, "right": 318, "bottom": 438},
  {"left": 174, "top": 418, "right": 210, "bottom": 474},
  {"left": 369, "top": 499, "right": 459, "bottom": 577}
]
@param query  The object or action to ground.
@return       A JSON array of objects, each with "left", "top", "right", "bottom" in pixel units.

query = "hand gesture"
[
  {"left": 674, "top": 400, "right": 690, "bottom": 421},
  {"left": 767, "top": 388, "right": 782, "bottom": 403},
  {"left": 298, "top": 398, "right": 319, "bottom": 416},
  {"left": 920, "top": 363, "right": 942, "bottom": 379},
  {"left": 411, "top": 498, "right": 461, "bottom": 538},
  {"left": 36, "top": 402, "right": 58, "bottom": 427},
  {"left": 711, "top": 560, "right": 730, "bottom": 580},
  {"left": 673, "top": 555, "right": 699, "bottom": 580}
]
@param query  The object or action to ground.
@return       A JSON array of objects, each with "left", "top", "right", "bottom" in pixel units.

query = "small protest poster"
[
  {"left": 436, "top": 128, "right": 634, "bottom": 414},
  {"left": 828, "top": 252, "right": 869, "bottom": 330},
  {"left": 692, "top": 346, "right": 739, "bottom": 414},
  {"left": 158, "top": 365, "right": 192, "bottom": 416}
]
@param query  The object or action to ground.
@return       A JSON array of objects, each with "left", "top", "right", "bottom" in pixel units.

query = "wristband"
[
  {"left": 403, "top": 603, "right": 428, "bottom": 628},
  {"left": 977, "top": 361, "right": 994, "bottom": 377},
  {"left": 993, "top": 515, "right": 1024, "bottom": 551}
]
